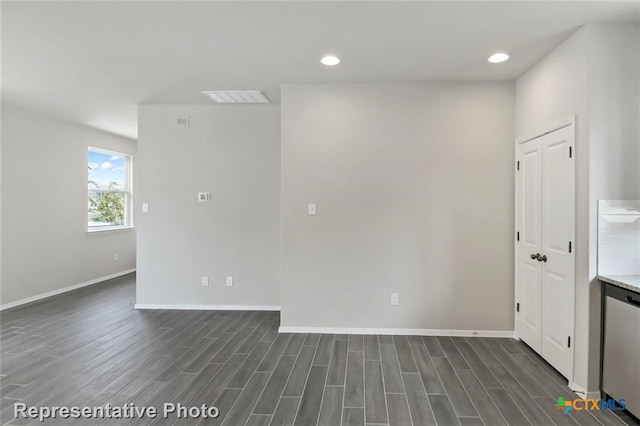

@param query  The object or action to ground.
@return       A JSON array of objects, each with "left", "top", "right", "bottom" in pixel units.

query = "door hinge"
[
  {"left": 569, "top": 241, "right": 572, "bottom": 253},
  {"left": 517, "top": 231, "right": 520, "bottom": 242},
  {"left": 568, "top": 336, "right": 571, "bottom": 348},
  {"left": 569, "top": 146, "right": 573, "bottom": 158},
  {"left": 517, "top": 160, "right": 520, "bottom": 170},
  {"left": 516, "top": 303, "right": 520, "bottom": 312}
]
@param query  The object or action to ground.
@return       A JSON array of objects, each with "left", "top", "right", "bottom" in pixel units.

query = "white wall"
[
  {"left": 515, "top": 23, "right": 640, "bottom": 393},
  {"left": 515, "top": 26, "right": 592, "bottom": 391},
  {"left": 136, "top": 105, "right": 281, "bottom": 308},
  {"left": 589, "top": 23, "right": 640, "bottom": 240},
  {"left": 1, "top": 104, "right": 137, "bottom": 307},
  {"left": 587, "top": 23, "right": 640, "bottom": 393},
  {"left": 280, "top": 83, "right": 515, "bottom": 332}
]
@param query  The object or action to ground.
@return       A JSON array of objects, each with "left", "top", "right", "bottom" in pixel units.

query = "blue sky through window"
[{"left": 88, "top": 150, "right": 126, "bottom": 189}]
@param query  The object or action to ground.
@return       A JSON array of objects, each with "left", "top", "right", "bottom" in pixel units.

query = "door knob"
[
  {"left": 539, "top": 254, "right": 547, "bottom": 262},
  {"left": 531, "top": 253, "right": 538, "bottom": 260}
]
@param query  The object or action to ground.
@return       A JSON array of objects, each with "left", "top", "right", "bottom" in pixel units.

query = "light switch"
[
  {"left": 142, "top": 203, "right": 149, "bottom": 213},
  {"left": 308, "top": 203, "right": 317, "bottom": 216}
]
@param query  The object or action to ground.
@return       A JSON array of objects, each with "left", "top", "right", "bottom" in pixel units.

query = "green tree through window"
[
  {"left": 88, "top": 148, "right": 131, "bottom": 230},
  {"left": 88, "top": 180, "right": 125, "bottom": 225}
]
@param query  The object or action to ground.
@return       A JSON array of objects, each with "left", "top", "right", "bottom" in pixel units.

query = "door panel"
[
  {"left": 521, "top": 263, "right": 541, "bottom": 340},
  {"left": 540, "top": 126, "right": 575, "bottom": 379},
  {"left": 516, "top": 137, "right": 543, "bottom": 352}
]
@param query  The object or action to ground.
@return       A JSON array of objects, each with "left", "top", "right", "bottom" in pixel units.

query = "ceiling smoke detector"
[{"left": 201, "top": 90, "right": 270, "bottom": 104}]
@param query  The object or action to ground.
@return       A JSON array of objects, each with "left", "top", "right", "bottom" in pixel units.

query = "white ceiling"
[{"left": 2, "top": 1, "right": 638, "bottom": 139}]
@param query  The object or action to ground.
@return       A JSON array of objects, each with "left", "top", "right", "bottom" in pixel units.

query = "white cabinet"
[{"left": 515, "top": 124, "right": 575, "bottom": 380}]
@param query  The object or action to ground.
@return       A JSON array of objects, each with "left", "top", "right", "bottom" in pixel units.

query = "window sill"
[{"left": 87, "top": 226, "right": 135, "bottom": 235}]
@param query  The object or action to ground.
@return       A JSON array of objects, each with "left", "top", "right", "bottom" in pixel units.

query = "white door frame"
[{"left": 514, "top": 115, "right": 576, "bottom": 385}]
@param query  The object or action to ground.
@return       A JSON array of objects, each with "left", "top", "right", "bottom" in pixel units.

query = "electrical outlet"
[
  {"left": 201, "top": 276, "right": 209, "bottom": 287},
  {"left": 113, "top": 253, "right": 118, "bottom": 262},
  {"left": 226, "top": 276, "right": 233, "bottom": 287},
  {"left": 391, "top": 293, "right": 399, "bottom": 306}
]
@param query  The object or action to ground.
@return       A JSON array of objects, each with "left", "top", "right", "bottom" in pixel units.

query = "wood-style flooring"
[{"left": 1, "top": 274, "right": 637, "bottom": 426}]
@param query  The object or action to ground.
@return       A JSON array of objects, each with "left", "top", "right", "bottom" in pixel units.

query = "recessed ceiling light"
[
  {"left": 488, "top": 53, "right": 510, "bottom": 63},
  {"left": 321, "top": 55, "right": 340, "bottom": 66}
]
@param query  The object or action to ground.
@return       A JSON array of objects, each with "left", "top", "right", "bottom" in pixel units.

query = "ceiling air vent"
[{"left": 201, "top": 91, "right": 270, "bottom": 104}]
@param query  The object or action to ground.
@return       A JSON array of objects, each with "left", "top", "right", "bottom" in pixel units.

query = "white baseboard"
[
  {"left": 569, "top": 382, "right": 600, "bottom": 400},
  {"left": 0, "top": 268, "right": 136, "bottom": 311},
  {"left": 134, "top": 304, "right": 281, "bottom": 311},
  {"left": 278, "top": 326, "right": 515, "bottom": 338}
]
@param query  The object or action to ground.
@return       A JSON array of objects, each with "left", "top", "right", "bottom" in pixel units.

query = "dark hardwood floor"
[{"left": 0, "top": 274, "right": 636, "bottom": 426}]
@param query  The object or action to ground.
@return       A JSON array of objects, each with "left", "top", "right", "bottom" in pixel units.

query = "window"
[{"left": 87, "top": 148, "right": 132, "bottom": 231}]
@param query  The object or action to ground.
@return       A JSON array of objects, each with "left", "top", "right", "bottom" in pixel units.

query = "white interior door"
[
  {"left": 516, "top": 137, "right": 543, "bottom": 352},
  {"left": 540, "top": 126, "right": 575, "bottom": 378}
]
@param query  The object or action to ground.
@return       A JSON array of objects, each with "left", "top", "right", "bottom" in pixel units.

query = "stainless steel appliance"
[{"left": 602, "top": 283, "right": 640, "bottom": 420}]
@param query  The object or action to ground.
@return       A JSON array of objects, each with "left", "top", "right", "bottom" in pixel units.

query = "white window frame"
[{"left": 87, "top": 147, "right": 133, "bottom": 233}]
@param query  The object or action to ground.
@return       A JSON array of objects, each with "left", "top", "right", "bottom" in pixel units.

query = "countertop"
[{"left": 599, "top": 274, "right": 640, "bottom": 293}]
